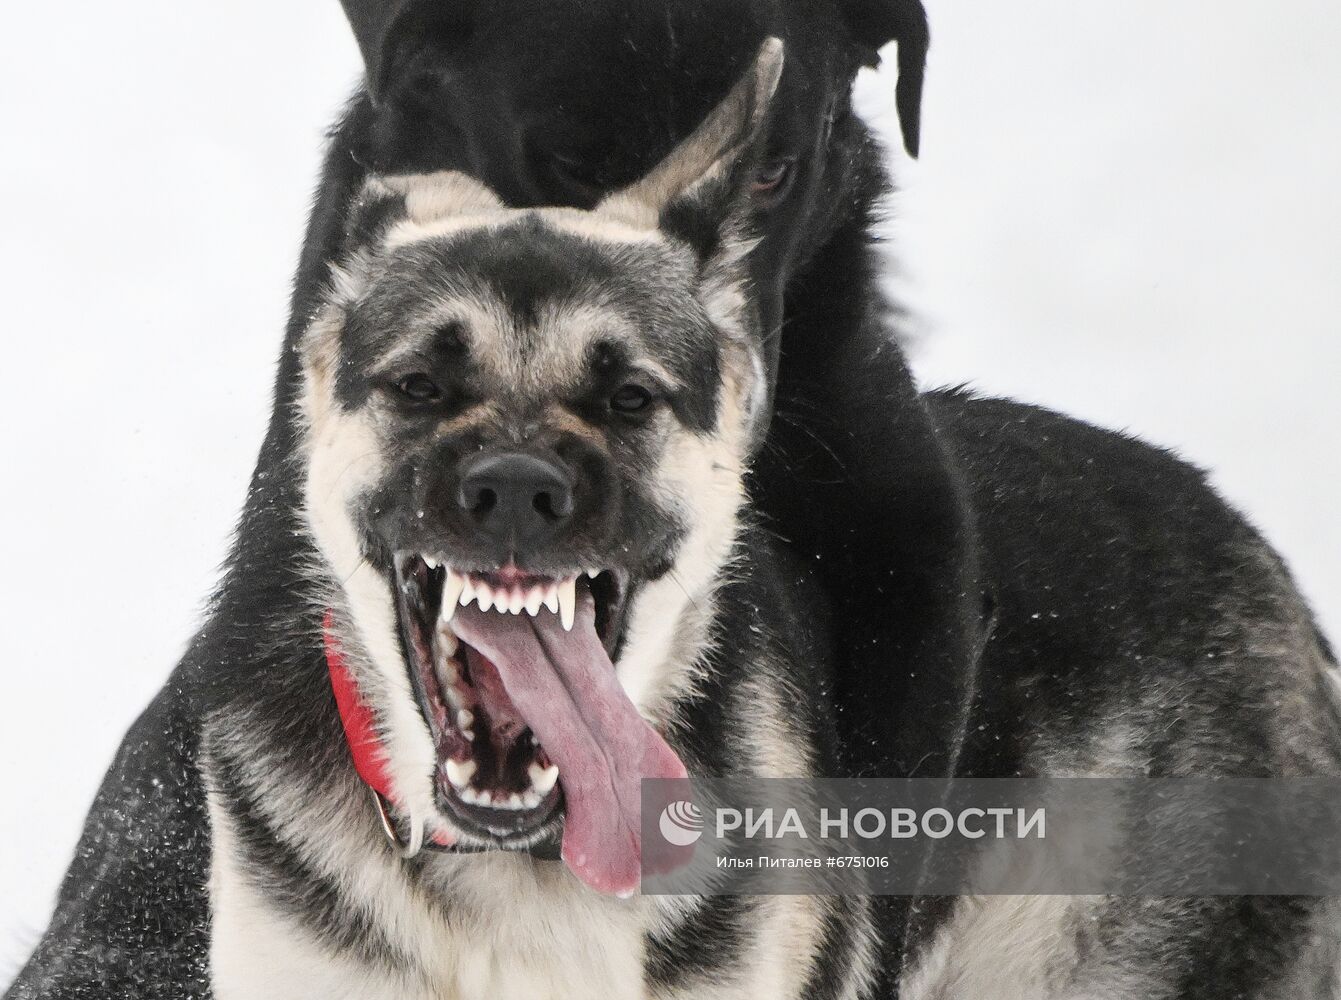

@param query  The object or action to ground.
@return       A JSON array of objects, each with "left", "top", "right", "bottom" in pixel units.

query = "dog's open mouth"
[{"left": 393, "top": 553, "right": 687, "bottom": 896}]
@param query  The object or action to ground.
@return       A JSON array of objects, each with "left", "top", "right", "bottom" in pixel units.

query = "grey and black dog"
[
  {"left": 8, "top": 15, "right": 1341, "bottom": 1000},
  {"left": 204, "top": 43, "right": 871, "bottom": 996}
]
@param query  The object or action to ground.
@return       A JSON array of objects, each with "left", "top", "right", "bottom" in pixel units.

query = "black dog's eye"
[
  {"left": 394, "top": 373, "right": 442, "bottom": 403},
  {"left": 751, "top": 158, "right": 795, "bottom": 199},
  {"left": 610, "top": 384, "right": 654, "bottom": 415}
]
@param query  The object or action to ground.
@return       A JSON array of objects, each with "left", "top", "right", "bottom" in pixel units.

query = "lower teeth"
[{"left": 447, "top": 761, "right": 559, "bottom": 810}]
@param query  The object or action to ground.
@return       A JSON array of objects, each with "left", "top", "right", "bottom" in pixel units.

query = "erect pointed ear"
[
  {"left": 371, "top": 171, "right": 503, "bottom": 224},
  {"left": 840, "top": 0, "right": 929, "bottom": 157},
  {"left": 597, "top": 38, "right": 785, "bottom": 232},
  {"left": 339, "top": 0, "right": 476, "bottom": 104},
  {"left": 341, "top": 171, "right": 503, "bottom": 254}
]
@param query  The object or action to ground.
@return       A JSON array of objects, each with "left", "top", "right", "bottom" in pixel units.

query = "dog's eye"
[
  {"left": 609, "top": 384, "right": 654, "bottom": 415},
  {"left": 751, "top": 158, "right": 795, "bottom": 200},
  {"left": 394, "top": 373, "right": 442, "bottom": 403}
]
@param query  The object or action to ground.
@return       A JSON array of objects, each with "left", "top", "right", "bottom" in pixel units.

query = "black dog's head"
[
  {"left": 300, "top": 42, "right": 782, "bottom": 895},
  {"left": 337, "top": 0, "right": 927, "bottom": 387}
]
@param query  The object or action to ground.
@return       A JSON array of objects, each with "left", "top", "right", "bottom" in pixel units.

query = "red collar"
[
  {"left": 325, "top": 609, "right": 461, "bottom": 852},
  {"left": 322, "top": 609, "right": 399, "bottom": 805}
]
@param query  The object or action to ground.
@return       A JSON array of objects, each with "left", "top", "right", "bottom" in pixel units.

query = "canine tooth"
[
  {"left": 457, "top": 709, "right": 474, "bottom": 731},
  {"left": 543, "top": 584, "right": 559, "bottom": 614},
  {"left": 557, "top": 578, "right": 576, "bottom": 631},
  {"left": 441, "top": 570, "right": 466, "bottom": 622},
  {"left": 508, "top": 587, "right": 525, "bottom": 614},
  {"left": 445, "top": 758, "right": 477, "bottom": 789},
  {"left": 476, "top": 581, "right": 494, "bottom": 612},
  {"left": 524, "top": 586, "right": 544, "bottom": 616},
  {"left": 528, "top": 762, "right": 560, "bottom": 795}
]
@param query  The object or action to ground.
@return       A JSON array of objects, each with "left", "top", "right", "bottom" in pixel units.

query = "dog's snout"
[{"left": 457, "top": 452, "right": 574, "bottom": 548}]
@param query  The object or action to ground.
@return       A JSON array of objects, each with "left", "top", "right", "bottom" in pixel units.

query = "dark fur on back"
[{"left": 7, "top": 1, "right": 1340, "bottom": 997}]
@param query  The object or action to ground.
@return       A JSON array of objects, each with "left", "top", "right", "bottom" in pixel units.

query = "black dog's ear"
[
  {"left": 840, "top": 0, "right": 929, "bottom": 157},
  {"left": 340, "top": 0, "right": 474, "bottom": 104},
  {"left": 600, "top": 38, "right": 784, "bottom": 233}
]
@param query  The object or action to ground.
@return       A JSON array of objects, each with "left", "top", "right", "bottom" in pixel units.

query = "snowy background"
[{"left": 2, "top": 0, "right": 1338, "bottom": 976}]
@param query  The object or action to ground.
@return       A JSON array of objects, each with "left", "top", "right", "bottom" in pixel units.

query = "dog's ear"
[
  {"left": 371, "top": 171, "right": 503, "bottom": 225},
  {"left": 341, "top": 171, "right": 503, "bottom": 255},
  {"left": 328, "top": 170, "right": 503, "bottom": 303},
  {"left": 599, "top": 37, "right": 784, "bottom": 237},
  {"left": 340, "top": 0, "right": 475, "bottom": 104},
  {"left": 839, "top": 0, "right": 929, "bottom": 157}
]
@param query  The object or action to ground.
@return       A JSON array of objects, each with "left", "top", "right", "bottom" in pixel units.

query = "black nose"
[{"left": 457, "top": 451, "right": 574, "bottom": 549}]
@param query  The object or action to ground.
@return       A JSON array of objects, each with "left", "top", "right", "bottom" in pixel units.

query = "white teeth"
[
  {"left": 445, "top": 757, "right": 476, "bottom": 789},
  {"left": 456, "top": 709, "right": 474, "bottom": 731},
  {"left": 528, "top": 762, "right": 560, "bottom": 795},
  {"left": 441, "top": 569, "right": 466, "bottom": 622},
  {"left": 557, "top": 577, "right": 576, "bottom": 631},
  {"left": 524, "top": 586, "right": 544, "bottom": 616},
  {"left": 437, "top": 571, "right": 591, "bottom": 621},
  {"left": 423, "top": 555, "right": 439, "bottom": 569},
  {"left": 457, "top": 785, "right": 538, "bottom": 811}
]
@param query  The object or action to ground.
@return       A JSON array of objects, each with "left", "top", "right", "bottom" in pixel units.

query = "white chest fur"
[
  {"left": 206, "top": 798, "right": 843, "bottom": 1000},
  {"left": 207, "top": 791, "right": 647, "bottom": 1000}
]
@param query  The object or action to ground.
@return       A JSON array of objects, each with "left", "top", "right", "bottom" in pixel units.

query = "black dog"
[{"left": 8, "top": 2, "right": 1340, "bottom": 997}]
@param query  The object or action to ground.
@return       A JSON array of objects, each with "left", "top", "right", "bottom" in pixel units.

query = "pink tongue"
[{"left": 450, "top": 592, "right": 687, "bottom": 896}]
